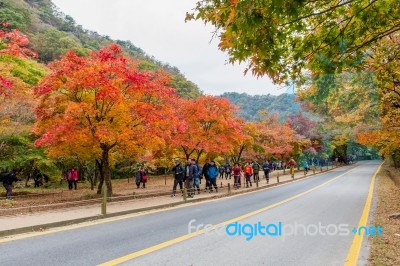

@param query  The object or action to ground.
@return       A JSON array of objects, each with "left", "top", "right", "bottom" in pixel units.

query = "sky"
[{"left": 52, "top": 0, "right": 287, "bottom": 96}]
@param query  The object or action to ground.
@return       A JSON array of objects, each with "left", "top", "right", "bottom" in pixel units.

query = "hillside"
[
  {"left": 0, "top": 0, "right": 305, "bottom": 121},
  {"left": 221, "top": 92, "right": 302, "bottom": 121},
  {"left": 0, "top": 0, "right": 202, "bottom": 99}
]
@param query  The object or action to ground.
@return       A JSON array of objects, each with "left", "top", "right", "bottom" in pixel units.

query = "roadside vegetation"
[{"left": 369, "top": 163, "right": 400, "bottom": 265}]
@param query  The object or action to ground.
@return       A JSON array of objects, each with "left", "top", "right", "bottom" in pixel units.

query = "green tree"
[
  {"left": 188, "top": 0, "right": 400, "bottom": 83},
  {"left": 0, "top": 0, "right": 31, "bottom": 30},
  {"left": 30, "top": 29, "right": 88, "bottom": 62}
]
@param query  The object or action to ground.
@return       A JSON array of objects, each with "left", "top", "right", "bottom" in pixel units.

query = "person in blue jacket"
[
  {"left": 302, "top": 160, "right": 310, "bottom": 174},
  {"left": 207, "top": 161, "right": 219, "bottom": 193}
]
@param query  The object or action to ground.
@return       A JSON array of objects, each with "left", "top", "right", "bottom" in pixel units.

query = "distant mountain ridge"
[
  {"left": 2, "top": 0, "right": 303, "bottom": 120},
  {"left": 220, "top": 92, "right": 302, "bottom": 121}
]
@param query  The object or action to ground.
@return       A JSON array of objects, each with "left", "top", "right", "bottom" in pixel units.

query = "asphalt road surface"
[{"left": 0, "top": 161, "right": 381, "bottom": 266}]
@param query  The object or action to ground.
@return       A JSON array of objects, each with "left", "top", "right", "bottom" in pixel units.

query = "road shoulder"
[{"left": 368, "top": 163, "right": 400, "bottom": 265}]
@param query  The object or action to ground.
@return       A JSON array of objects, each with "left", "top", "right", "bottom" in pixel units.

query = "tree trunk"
[
  {"left": 93, "top": 167, "right": 98, "bottom": 190},
  {"left": 97, "top": 175, "right": 104, "bottom": 194},
  {"left": 86, "top": 166, "right": 97, "bottom": 191},
  {"left": 196, "top": 149, "right": 203, "bottom": 162},
  {"left": 96, "top": 159, "right": 104, "bottom": 194},
  {"left": 182, "top": 146, "right": 196, "bottom": 161},
  {"left": 101, "top": 147, "right": 113, "bottom": 198},
  {"left": 232, "top": 145, "right": 245, "bottom": 164}
]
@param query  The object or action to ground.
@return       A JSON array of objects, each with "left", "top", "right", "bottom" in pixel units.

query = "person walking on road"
[
  {"left": 171, "top": 159, "right": 184, "bottom": 197},
  {"left": 243, "top": 162, "right": 253, "bottom": 188},
  {"left": 207, "top": 161, "right": 219, "bottom": 193}
]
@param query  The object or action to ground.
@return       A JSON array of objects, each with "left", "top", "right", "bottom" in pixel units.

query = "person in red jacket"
[
  {"left": 243, "top": 162, "right": 253, "bottom": 188},
  {"left": 71, "top": 168, "right": 79, "bottom": 190},
  {"left": 232, "top": 163, "right": 242, "bottom": 189}
]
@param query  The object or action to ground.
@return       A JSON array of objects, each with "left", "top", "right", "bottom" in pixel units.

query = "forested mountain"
[
  {"left": 0, "top": 0, "right": 202, "bottom": 98},
  {"left": 221, "top": 92, "right": 302, "bottom": 121},
  {"left": 0, "top": 0, "right": 306, "bottom": 117}
]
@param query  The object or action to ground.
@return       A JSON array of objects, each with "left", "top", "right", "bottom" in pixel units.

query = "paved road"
[{"left": 0, "top": 161, "right": 380, "bottom": 266}]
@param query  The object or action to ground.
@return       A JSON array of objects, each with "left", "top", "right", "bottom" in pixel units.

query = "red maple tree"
[{"left": 33, "top": 44, "right": 177, "bottom": 195}]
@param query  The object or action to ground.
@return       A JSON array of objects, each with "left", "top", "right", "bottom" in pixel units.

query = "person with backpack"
[
  {"left": 243, "top": 162, "right": 253, "bottom": 187},
  {"left": 263, "top": 161, "right": 270, "bottom": 184},
  {"left": 1, "top": 170, "right": 18, "bottom": 200},
  {"left": 232, "top": 163, "right": 242, "bottom": 189},
  {"left": 252, "top": 161, "right": 260, "bottom": 182},
  {"left": 171, "top": 159, "right": 184, "bottom": 197},
  {"left": 207, "top": 160, "right": 219, "bottom": 193}
]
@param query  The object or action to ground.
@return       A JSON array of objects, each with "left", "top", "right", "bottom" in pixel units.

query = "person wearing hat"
[{"left": 171, "top": 159, "right": 185, "bottom": 197}]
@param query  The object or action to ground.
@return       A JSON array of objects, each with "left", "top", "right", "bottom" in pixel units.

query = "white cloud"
[{"left": 52, "top": 0, "right": 285, "bottom": 95}]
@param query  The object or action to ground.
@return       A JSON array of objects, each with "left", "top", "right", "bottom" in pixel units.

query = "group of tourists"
[
  {"left": 66, "top": 168, "right": 79, "bottom": 190},
  {"left": 135, "top": 166, "right": 148, "bottom": 189},
  {"left": 170, "top": 158, "right": 299, "bottom": 197},
  {"left": 171, "top": 158, "right": 220, "bottom": 198}
]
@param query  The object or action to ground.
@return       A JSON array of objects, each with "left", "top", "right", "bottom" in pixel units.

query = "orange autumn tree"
[
  {"left": 230, "top": 121, "right": 258, "bottom": 164},
  {"left": 255, "top": 114, "right": 296, "bottom": 161},
  {"left": 357, "top": 35, "right": 400, "bottom": 167},
  {"left": 172, "top": 96, "right": 245, "bottom": 161},
  {"left": 33, "top": 44, "right": 177, "bottom": 195}
]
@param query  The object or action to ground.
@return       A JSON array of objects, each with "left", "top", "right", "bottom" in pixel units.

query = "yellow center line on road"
[
  {"left": 344, "top": 163, "right": 382, "bottom": 266},
  {"left": 99, "top": 166, "right": 360, "bottom": 266}
]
